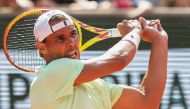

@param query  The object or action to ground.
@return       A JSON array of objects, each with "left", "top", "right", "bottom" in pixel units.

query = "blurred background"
[{"left": 0, "top": 0, "right": 190, "bottom": 109}]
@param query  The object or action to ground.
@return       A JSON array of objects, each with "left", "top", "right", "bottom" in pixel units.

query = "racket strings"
[{"left": 6, "top": 13, "right": 45, "bottom": 71}]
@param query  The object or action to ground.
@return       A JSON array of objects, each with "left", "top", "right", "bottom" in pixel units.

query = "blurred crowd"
[{"left": 0, "top": 0, "right": 190, "bottom": 11}]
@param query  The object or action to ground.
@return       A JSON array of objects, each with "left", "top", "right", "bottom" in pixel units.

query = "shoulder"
[
  {"left": 46, "top": 58, "right": 83, "bottom": 69},
  {"left": 48, "top": 58, "right": 77, "bottom": 65},
  {"left": 41, "top": 58, "right": 84, "bottom": 76}
]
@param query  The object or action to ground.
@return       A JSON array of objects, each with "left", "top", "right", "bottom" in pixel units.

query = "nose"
[{"left": 67, "top": 37, "right": 75, "bottom": 48}]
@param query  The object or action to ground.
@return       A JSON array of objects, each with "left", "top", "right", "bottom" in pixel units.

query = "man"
[{"left": 30, "top": 10, "right": 168, "bottom": 109}]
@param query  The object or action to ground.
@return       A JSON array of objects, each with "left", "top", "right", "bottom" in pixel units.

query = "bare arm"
[
  {"left": 75, "top": 20, "right": 142, "bottom": 85},
  {"left": 140, "top": 36, "right": 167, "bottom": 109},
  {"left": 113, "top": 18, "right": 168, "bottom": 109}
]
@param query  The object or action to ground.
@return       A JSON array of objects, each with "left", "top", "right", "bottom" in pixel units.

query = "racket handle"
[{"left": 107, "top": 28, "right": 121, "bottom": 38}]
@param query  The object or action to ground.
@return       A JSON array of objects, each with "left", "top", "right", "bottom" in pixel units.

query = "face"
[{"left": 36, "top": 25, "right": 80, "bottom": 63}]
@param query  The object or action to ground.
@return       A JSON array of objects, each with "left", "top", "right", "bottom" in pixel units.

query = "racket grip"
[{"left": 107, "top": 28, "right": 121, "bottom": 37}]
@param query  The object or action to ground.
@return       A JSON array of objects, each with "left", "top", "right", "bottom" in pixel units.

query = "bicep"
[{"left": 113, "top": 86, "right": 148, "bottom": 109}]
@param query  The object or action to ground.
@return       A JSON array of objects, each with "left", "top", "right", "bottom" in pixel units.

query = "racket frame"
[{"left": 3, "top": 9, "right": 120, "bottom": 72}]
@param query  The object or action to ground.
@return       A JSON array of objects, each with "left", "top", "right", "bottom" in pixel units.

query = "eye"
[
  {"left": 55, "top": 36, "right": 65, "bottom": 42},
  {"left": 70, "top": 30, "right": 78, "bottom": 38},
  {"left": 59, "top": 37, "right": 64, "bottom": 40}
]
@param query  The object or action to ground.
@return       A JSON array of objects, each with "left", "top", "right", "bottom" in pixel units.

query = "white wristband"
[{"left": 122, "top": 32, "right": 141, "bottom": 49}]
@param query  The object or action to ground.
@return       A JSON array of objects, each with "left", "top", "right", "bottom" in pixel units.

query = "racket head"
[{"left": 3, "top": 9, "right": 50, "bottom": 72}]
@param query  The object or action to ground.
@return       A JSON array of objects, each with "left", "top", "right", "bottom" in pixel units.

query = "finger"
[
  {"left": 117, "top": 23, "right": 123, "bottom": 29},
  {"left": 117, "top": 23, "right": 127, "bottom": 37},
  {"left": 139, "top": 17, "right": 148, "bottom": 29},
  {"left": 147, "top": 20, "right": 155, "bottom": 26},
  {"left": 122, "top": 20, "right": 128, "bottom": 25},
  {"left": 157, "top": 20, "right": 164, "bottom": 31},
  {"left": 150, "top": 21, "right": 156, "bottom": 26},
  {"left": 154, "top": 19, "right": 160, "bottom": 24},
  {"left": 117, "top": 23, "right": 123, "bottom": 36}
]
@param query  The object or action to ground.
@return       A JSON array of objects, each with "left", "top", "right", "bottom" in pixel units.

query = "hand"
[
  {"left": 117, "top": 20, "right": 142, "bottom": 37},
  {"left": 139, "top": 17, "right": 168, "bottom": 43}
]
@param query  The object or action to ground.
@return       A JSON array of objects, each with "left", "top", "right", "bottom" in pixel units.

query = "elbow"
[
  {"left": 143, "top": 95, "right": 162, "bottom": 109},
  {"left": 146, "top": 103, "right": 160, "bottom": 109},
  {"left": 139, "top": 100, "right": 160, "bottom": 109}
]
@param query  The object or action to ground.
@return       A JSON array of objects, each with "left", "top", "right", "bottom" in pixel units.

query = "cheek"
[
  {"left": 76, "top": 37, "right": 80, "bottom": 47},
  {"left": 47, "top": 44, "right": 66, "bottom": 55},
  {"left": 76, "top": 41, "right": 80, "bottom": 48},
  {"left": 75, "top": 40, "right": 80, "bottom": 58}
]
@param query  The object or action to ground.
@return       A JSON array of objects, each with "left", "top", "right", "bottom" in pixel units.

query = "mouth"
[{"left": 66, "top": 51, "right": 77, "bottom": 59}]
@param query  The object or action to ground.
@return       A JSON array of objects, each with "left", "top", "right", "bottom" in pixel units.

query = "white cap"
[{"left": 34, "top": 10, "right": 74, "bottom": 42}]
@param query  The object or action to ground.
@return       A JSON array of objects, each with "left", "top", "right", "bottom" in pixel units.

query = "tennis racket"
[{"left": 3, "top": 9, "right": 121, "bottom": 73}]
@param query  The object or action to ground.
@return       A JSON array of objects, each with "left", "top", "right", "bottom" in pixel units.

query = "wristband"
[{"left": 122, "top": 32, "right": 141, "bottom": 49}]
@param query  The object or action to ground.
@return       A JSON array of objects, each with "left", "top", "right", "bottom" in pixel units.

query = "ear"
[{"left": 36, "top": 42, "right": 48, "bottom": 55}]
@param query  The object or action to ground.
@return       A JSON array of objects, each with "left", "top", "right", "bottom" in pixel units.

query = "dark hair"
[{"left": 49, "top": 14, "right": 67, "bottom": 26}]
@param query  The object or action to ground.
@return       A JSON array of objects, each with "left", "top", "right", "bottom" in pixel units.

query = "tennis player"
[{"left": 30, "top": 10, "right": 168, "bottom": 109}]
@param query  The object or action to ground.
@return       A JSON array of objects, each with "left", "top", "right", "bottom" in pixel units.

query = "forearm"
[
  {"left": 140, "top": 38, "right": 168, "bottom": 108},
  {"left": 106, "top": 28, "right": 141, "bottom": 61},
  {"left": 86, "top": 28, "right": 141, "bottom": 70}
]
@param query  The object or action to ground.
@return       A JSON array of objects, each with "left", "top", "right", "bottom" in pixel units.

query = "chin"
[{"left": 67, "top": 54, "right": 80, "bottom": 59}]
